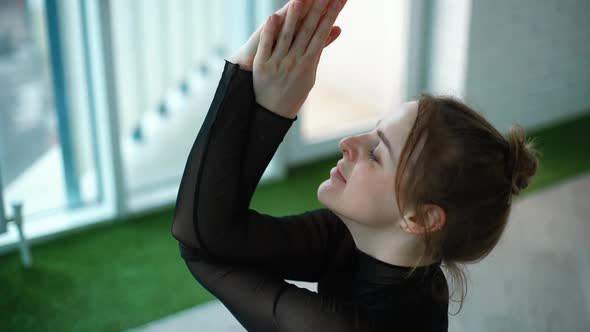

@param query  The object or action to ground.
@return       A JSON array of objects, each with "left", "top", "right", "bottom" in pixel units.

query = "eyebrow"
[{"left": 375, "top": 120, "right": 394, "bottom": 159}]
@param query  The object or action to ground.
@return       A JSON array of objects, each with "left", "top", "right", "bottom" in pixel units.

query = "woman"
[{"left": 171, "top": 0, "right": 540, "bottom": 331}]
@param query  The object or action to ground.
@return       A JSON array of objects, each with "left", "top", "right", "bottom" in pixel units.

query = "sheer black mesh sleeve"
[
  {"left": 170, "top": 59, "right": 377, "bottom": 330},
  {"left": 180, "top": 243, "right": 375, "bottom": 332},
  {"left": 170, "top": 59, "right": 450, "bottom": 332},
  {"left": 171, "top": 59, "right": 354, "bottom": 283}
]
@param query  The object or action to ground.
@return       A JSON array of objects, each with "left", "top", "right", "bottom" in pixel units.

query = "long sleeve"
[
  {"left": 171, "top": 59, "right": 354, "bottom": 282},
  {"left": 180, "top": 243, "right": 375, "bottom": 332},
  {"left": 171, "top": 60, "right": 378, "bottom": 330},
  {"left": 171, "top": 60, "right": 448, "bottom": 332}
]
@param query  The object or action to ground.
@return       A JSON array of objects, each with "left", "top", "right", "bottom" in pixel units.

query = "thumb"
[{"left": 324, "top": 26, "right": 342, "bottom": 48}]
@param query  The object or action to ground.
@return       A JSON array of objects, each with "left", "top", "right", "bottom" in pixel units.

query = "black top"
[{"left": 171, "top": 59, "right": 449, "bottom": 331}]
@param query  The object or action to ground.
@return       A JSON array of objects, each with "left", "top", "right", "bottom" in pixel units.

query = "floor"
[{"left": 129, "top": 171, "right": 590, "bottom": 332}]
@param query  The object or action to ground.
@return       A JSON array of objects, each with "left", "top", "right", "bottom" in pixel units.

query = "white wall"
[
  {"left": 428, "top": 0, "right": 471, "bottom": 98},
  {"left": 462, "top": 0, "right": 590, "bottom": 134},
  {"left": 313, "top": 0, "right": 409, "bottom": 115}
]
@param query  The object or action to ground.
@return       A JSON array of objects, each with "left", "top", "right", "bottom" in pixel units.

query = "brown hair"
[{"left": 396, "top": 93, "right": 541, "bottom": 314}]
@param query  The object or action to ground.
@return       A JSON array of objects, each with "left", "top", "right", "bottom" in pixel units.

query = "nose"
[{"left": 339, "top": 135, "right": 361, "bottom": 161}]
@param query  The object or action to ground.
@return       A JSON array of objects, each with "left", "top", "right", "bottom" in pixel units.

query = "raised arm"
[
  {"left": 171, "top": 60, "right": 354, "bottom": 282},
  {"left": 172, "top": 0, "right": 352, "bottom": 282}
]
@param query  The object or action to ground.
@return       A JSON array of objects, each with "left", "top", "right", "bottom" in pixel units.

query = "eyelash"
[{"left": 369, "top": 145, "right": 379, "bottom": 162}]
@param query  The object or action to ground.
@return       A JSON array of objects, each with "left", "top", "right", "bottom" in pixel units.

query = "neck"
[{"left": 339, "top": 215, "right": 436, "bottom": 267}]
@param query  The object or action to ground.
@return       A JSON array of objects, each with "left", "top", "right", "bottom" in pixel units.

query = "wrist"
[
  {"left": 227, "top": 54, "right": 253, "bottom": 72},
  {"left": 255, "top": 100, "right": 297, "bottom": 120}
]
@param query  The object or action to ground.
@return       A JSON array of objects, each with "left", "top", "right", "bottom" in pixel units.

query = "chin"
[
  {"left": 317, "top": 182, "right": 328, "bottom": 205},
  {"left": 317, "top": 180, "right": 335, "bottom": 208},
  {"left": 319, "top": 182, "right": 351, "bottom": 220}
]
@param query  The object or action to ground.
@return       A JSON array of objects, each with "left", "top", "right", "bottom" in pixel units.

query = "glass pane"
[
  {"left": 0, "top": 0, "right": 99, "bottom": 221},
  {"left": 301, "top": 0, "right": 410, "bottom": 142},
  {"left": 111, "top": 0, "right": 256, "bottom": 205}
]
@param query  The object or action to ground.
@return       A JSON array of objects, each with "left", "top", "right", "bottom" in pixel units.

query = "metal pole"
[
  {"left": 0, "top": 167, "right": 33, "bottom": 267},
  {"left": 0, "top": 165, "right": 6, "bottom": 234},
  {"left": 12, "top": 203, "right": 33, "bottom": 268}
]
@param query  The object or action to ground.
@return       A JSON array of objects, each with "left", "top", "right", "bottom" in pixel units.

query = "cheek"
[
  {"left": 347, "top": 168, "right": 394, "bottom": 203},
  {"left": 344, "top": 173, "right": 399, "bottom": 225},
  {"left": 318, "top": 165, "right": 401, "bottom": 225}
]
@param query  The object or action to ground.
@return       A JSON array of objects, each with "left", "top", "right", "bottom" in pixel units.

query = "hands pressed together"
[{"left": 229, "top": 0, "right": 348, "bottom": 120}]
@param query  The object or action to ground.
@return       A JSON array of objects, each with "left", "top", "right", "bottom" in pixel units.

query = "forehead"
[
  {"left": 379, "top": 101, "right": 418, "bottom": 129},
  {"left": 376, "top": 101, "right": 418, "bottom": 158}
]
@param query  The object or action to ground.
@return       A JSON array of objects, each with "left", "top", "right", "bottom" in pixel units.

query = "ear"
[{"left": 400, "top": 204, "right": 446, "bottom": 235}]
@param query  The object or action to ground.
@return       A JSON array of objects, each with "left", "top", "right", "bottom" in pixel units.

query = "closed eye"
[{"left": 369, "top": 145, "right": 379, "bottom": 163}]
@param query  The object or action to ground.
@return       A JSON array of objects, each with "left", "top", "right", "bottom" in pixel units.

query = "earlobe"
[
  {"left": 401, "top": 206, "right": 446, "bottom": 234},
  {"left": 402, "top": 220, "right": 424, "bottom": 235},
  {"left": 401, "top": 213, "right": 420, "bottom": 234}
]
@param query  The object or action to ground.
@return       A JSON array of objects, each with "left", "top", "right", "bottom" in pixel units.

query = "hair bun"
[{"left": 506, "top": 125, "right": 540, "bottom": 195}]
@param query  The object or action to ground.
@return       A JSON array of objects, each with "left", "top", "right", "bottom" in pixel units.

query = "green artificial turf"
[{"left": 1, "top": 110, "right": 589, "bottom": 331}]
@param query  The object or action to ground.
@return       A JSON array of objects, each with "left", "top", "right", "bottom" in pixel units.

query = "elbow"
[
  {"left": 197, "top": 235, "right": 236, "bottom": 261},
  {"left": 178, "top": 241, "right": 204, "bottom": 261},
  {"left": 171, "top": 213, "right": 235, "bottom": 261},
  {"left": 171, "top": 231, "right": 216, "bottom": 262}
]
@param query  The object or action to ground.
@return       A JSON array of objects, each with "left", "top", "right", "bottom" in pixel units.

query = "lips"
[{"left": 336, "top": 164, "right": 347, "bottom": 183}]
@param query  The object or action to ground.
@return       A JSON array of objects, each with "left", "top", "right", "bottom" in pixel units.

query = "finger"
[
  {"left": 305, "top": 0, "right": 341, "bottom": 57},
  {"left": 272, "top": 0, "right": 303, "bottom": 59},
  {"left": 257, "top": 1, "right": 289, "bottom": 39},
  {"left": 323, "top": 26, "right": 341, "bottom": 48},
  {"left": 319, "top": 0, "right": 346, "bottom": 21},
  {"left": 276, "top": 0, "right": 296, "bottom": 15},
  {"left": 292, "top": 2, "right": 343, "bottom": 47},
  {"left": 255, "top": 14, "right": 277, "bottom": 64},
  {"left": 294, "top": 0, "right": 314, "bottom": 16},
  {"left": 293, "top": 0, "right": 342, "bottom": 38},
  {"left": 290, "top": 0, "right": 331, "bottom": 57},
  {"left": 275, "top": 0, "right": 310, "bottom": 30}
]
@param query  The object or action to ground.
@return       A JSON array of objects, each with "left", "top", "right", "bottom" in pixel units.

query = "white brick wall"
[{"left": 463, "top": 0, "right": 590, "bottom": 133}]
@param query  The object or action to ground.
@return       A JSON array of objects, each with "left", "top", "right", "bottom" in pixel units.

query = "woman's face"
[{"left": 318, "top": 100, "right": 419, "bottom": 228}]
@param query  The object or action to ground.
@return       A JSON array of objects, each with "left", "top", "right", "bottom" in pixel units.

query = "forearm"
[
  {"left": 171, "top": 59, "right": 296, "bottom": 259},
  {"left": 173, "top": 60, "right": 354, "bottom": 283},
  {"left": 193, "top": 91, "right": 296, "bottom": 259},
  {"left": 171, "top": 59, "right": 253, "bottom": 252},
  {"left": 180, "top": 243, "right": 374, "bottom": 332}
]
